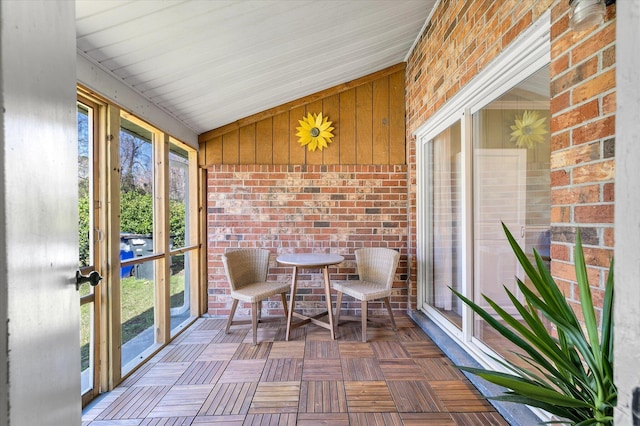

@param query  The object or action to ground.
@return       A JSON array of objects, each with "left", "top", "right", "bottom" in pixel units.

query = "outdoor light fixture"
[{"left": 569, "top": 0, "right": 615, "bottom": 32}]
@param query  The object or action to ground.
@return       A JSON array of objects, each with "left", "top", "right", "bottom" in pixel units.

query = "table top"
[{"left": 276, "top": 253, "right": 344, "bottom": 267}]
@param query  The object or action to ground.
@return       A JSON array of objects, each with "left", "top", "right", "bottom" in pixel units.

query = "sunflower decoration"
[
  {"left": 509, "top": 110, "right": 548, "bottom": 148},
  {"left": 296, "top": 112, "right": 334, "bottom": 152}
]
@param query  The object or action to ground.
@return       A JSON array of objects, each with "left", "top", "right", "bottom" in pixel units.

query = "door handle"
[{"left": 76, "top": 270, "right": 103, "bottom": 291}]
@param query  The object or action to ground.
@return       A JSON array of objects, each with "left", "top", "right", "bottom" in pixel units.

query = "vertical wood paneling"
[
  {"left": 389, "top": 71, "right": 405, "bottom": 164},
  {"left": 239, "top": 124, "right": 256, "bottom": 164},
  {"left": 222, "top": 132, "right": 238, "bottom": 164},
  {"left": 255, "top": 118, "right": 273, "bottom": 164},
  {"left": 205, "top": 136, "right": 222, "bottom": 165},
  {"left": 339, "top": 89, "right": 357, "bottom": 164},
  {"left": 322, "top": 94, "right": 340, "bottom": 165},
  {"left": 306, "top": 100, "right": 324, "bottom": 165},
  {"left": 356, "top": 84, "right": 373, "bottom": 164},
  {"left": 199, "top": 65, "right": 406, "bottom": 166},
  {"left": 290, "top": 106, "right": 306, "bottom": 164},
  {"left": 273, "top": 112, "right": 290, "bottom": 164},
  {"left": 373, "top": 77, "right": 390, "bottom": 164}
]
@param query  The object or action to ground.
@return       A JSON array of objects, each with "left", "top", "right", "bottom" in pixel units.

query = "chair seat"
[
  {"left": 332, "top": 280, "right": 389, "bottom": 301},
  {"left": 230, "top": 281, "right": 291, "bottom": 303}
]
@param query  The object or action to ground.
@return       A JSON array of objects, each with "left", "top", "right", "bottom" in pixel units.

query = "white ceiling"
[{"left": 76, "top": 0, "right": 436, "bottom": 135}]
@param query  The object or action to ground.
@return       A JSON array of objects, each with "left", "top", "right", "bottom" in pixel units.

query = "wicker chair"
[
  {"left": 222, "top": 248, "right": 290, "bottom": 345},
  {"left": 332, "top": 247, "right": 400, "bottom": 342}
]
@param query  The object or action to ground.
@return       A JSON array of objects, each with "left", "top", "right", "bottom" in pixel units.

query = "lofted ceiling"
[{"left": 76, "top": 0, "right": 436, "bottom": 135}]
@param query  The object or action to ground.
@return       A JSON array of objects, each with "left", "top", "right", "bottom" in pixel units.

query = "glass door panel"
[
  {"left": 427, "top": 120, "right": 463, "bottom": 329},
  {"left": 119, "top": 118, "right": 156, "bottom": 374},
  {"left": 169, "top": 143, "right": 192, "bottom": 336},
  {"left": 78, "top": 100, "right": 100, "bottom": 404},
  {"left": 471, "top": 66, "right": 551, "bottom": 364}
]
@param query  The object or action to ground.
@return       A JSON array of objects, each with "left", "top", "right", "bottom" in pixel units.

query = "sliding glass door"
[{"left": 418, "top": 64, "right": 551, "bottom": 366}]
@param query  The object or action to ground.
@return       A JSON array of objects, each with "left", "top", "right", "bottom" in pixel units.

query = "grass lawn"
[{"left": 80, "top": 270, "right": 186, "bottom": 371}]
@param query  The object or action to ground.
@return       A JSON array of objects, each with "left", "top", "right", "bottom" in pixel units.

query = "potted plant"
[{"left": 452, "top": 223, "right": 615, "bottom": 425}]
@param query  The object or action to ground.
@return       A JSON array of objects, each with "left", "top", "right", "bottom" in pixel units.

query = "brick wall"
[
  {"left": 207, "top": 164, "right": 408, "bottom": 318},
  {"left": 405, "top": 0, "right": 615, "bottom": 314}
]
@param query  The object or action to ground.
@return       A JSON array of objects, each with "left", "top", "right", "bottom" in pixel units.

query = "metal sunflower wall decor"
[
  {"left": 296, "top": 112, "right": 334, "bottom": 152},
  {"left": 509, "top": 110, "right": 548, "bottom": 148}
]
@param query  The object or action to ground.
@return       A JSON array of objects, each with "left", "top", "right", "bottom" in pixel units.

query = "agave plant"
[{"left": 452, "top": 223, "right": 615, "bottom": 425}]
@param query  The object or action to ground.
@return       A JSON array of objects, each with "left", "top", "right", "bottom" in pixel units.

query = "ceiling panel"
[{"left": 76, "top": 0, "right": 435, "bottom": 134}]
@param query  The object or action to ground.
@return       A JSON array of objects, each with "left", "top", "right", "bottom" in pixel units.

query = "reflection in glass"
[
  {"left": 427, "top": 120, "right": 463, "bottom": 329},
  {"left": 472, "top": 66, "right": 551, "bottom": 365}
]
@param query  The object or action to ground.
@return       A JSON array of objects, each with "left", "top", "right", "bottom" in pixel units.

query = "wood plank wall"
[{"left": 198, "top": 63, "right": 406, "bottom": 166}]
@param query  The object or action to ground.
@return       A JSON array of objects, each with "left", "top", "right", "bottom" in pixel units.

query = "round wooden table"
[{"left": 276, "top": 253, "right": 344, "bottom": 340}]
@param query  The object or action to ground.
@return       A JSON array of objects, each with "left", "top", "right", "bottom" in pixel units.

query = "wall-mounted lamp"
[{"left": 569, "top": 0, "right": 615, "bottom": 32}]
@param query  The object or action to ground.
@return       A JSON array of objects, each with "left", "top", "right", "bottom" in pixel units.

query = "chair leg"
[
  {"left": 280, "top": 292, "right": 289, "bottom": 318},
  {"left": 361, "top": 300, "right": 368, "bottom": 343},
  {"left": 383, "top": 297, "right": 397, "bottom": 331},
  {"left": 226, "top": 298, "right": 239, "bottom": 334},
  {"left": 257, "top": 300, "right": 262, "bottom": 322},
  {"left": 335, "top": 291, "right": 343, "bottom": 326},
  {"left": 251, "top": 302, "right": 258, "bottom": 346}
]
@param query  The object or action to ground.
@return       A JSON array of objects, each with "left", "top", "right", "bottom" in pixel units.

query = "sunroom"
[{"left": 2, "top": 0, "right": 637, "bottom": 425}]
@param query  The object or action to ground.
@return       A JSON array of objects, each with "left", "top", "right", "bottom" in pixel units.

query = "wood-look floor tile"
[
  {"left": 175, "top": 361, "right": 227, "bottom": 385},
  {"left": 244, "top": 413, "right": 296, "bottom": 425},
  {"left": 415, "top": 357, "right": 466, "bottom": 381},
  {"left": 400, "top": 412, "right": 456, "bottom": 425},
  {"left": 231, "top": 342, "right": 271, "bottom": 360},
  {"left": 198, "top": 382, "right": 256, "bottom": 416},
  {"left": 402, "top": 341, "right": 445, "bottom": 358},
  {"left": 396, "top": 327, "right": 430, "bottom": 341},
  {"left": 241, "top": 327, "right": 279, "bottom": 344},
  {"left": 341, "top": 357, "right": 384, "bottom": 381},
  {"left": 212, "top": 329, "right": 247, "bottom": 343},
  {"left": 305, "top": 324, "right": 337, "bottom": 341},
  {"left": 147, "top": 384, "right": 212, "bottom": 418},
  {"left": 158, "top": 344, "right": 206, "bottom": 362},
  {"left": 430, "top": 381, "right": 494, "bottom": 412},
  {"left": 194, "top": 318, "right": 227, "bottom": 331},
  {"left": 296, "top": 413, "right": 349, "bottom": 425},
  {"left": 191, "top": 414, "right": 244, "bottom": 425},
  {"left": 261, "top": 358, "right": 303, "bottom": 382},
  {"left": 140, "top": 417, "right": 194, "bottom": 425},
  {"left": 119, "top": 362, "right": 155, "bottom": 387},
  {"left": 196, "top": 343, "right": 240, "bottom": 361},
  {"left": 344, "top": 381, "right": 396, "bottom": 413},
  {"left": 378, "top": 358, "right": 425, "bottom": 381},
  {"left": 96, "top": 385, "right": 170, "bottom": 420},
  {"left": 82, "top": 387, "right": 128, "bottom": 421},
  {"left": 387, "top": 380, "right": 446, "bottom": 412},
  {"left": 349, "top": 412, "right": 403, "bottom": 426},
  {"left": 371, "top": 341, "right": 410, "bottom": 359},
  {"left": 305, "top": 339, "right": 340, "bottom": 359},
  {"left": 338, "top": 341, "right": 374, "bottom": 358},
  {"left": 275, "top": 324, "right": 306, "bottom": 342},
  {"left": 218, "top": 360, "right": 265, "bottom": 383},
  {"left": 248, "top": 381, "right": 300, "bottom": 414},
  {"left": 174, "top": 330, "right": 219, "bottom": 345},
  {"left": 83, "top": 315, "right": 510, "bottom": 426},
  {"left": 450, "top": 412, "right": 511, "bottom": 425},
  {"left": 134, "top": 363, "right": 191, "bottom": 387},
  {"left": 301, "top": 358, "right": 343, "bottom": 381},
  {"left": 299, "top": 381, "right": 347, "bottom": 413},
  {"left": 269, "top": 341, "right": 305, "bottom": 359}
]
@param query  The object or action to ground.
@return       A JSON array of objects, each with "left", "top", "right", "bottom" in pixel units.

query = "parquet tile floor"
[{"left": 82, "top": 315, "right": 509, "bottom": 425}]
